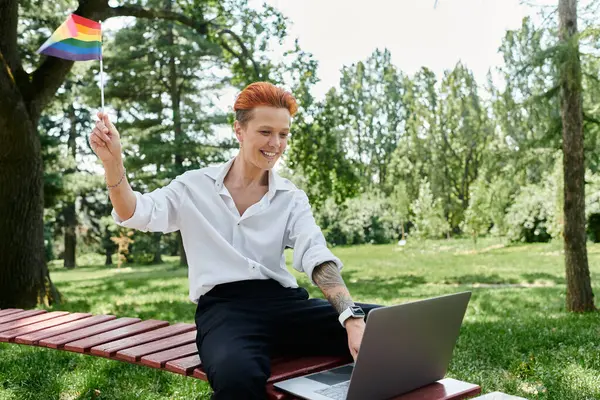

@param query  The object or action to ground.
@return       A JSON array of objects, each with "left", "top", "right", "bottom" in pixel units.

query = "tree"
[
  {"left": 558, "top": 0, "right": 595, "bottom": 312},
  {"left": 0, "top": 0, "right": 287, "bottom": 308},
  {"left": 410, "top": 178, "right": 449, "bottom": 239}
]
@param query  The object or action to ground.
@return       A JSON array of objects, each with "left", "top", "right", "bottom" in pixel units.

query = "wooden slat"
[
  {"left": 15, "top": 315, "right": 115, "bottom": 345},
  {"left": 39, "top": 317, "right": 140, "bottom": 349},
  {"left": 164, "top": 354, "right": 202, "bottom": 375},
  {"left": 390, "top": 378, "right": 481, "bottom": 400},
  {"left": 90, "top": 322, "right": 195, "bottom": 358},
  {"left": 0, "top": 309, "right": 24, "bottom": 317},
  {"left": 115, "top": 329, "right": 197, "bottom": 363},
  {"left": 268, "top": 378, "right": 481, "bottom": 400},
  {"left": 0, "top": 309, "right": 46, "bottom": 324},
  {"left": 0, "top": 311, "right": 69, "bottom": 335},
  {"left": 140, "top": 343, "right": 198, "bottom": 368},
  {"left": 0, "top": 312, "right": 90, "bottom": 342},
  {"left": 63, "top": 320, "right": 169, "bottom": 353},
  {"left": 266, "top": 384, "right": 288, "bottom": 400}
]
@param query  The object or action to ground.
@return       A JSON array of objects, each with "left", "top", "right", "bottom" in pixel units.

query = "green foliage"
[
  {"left": 586, "top": 170, "right": 600, "bottom": 242},
  {"left": 315, "top": 192, "right": 401, "bottom": 246},
  {"left": 410, "top": 179, "right": 449, "bottom": 239},
  {"left": 461, "top": 174, "right": 492, "bottom": 242},
  {"left": 505, "top": 184, "right": 553, "bottom": 243}
]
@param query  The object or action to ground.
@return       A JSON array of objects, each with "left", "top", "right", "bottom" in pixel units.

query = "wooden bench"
[{"left": 0, "top": 308, "right": 481, "bottom": 399}]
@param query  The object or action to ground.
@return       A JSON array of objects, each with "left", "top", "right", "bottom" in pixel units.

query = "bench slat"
[
  {"left": 0, "top": 311, "right": 69, "bottom": 335},
  {"left": 115, "top": 329, "right": 197, "bottom": 363},
  {"left": 39, "top": 317, "right": 140, "bottom": 349},
  {"left": 0, "top": 312, "right": 91, "bottom": 342},
  {"left": 0, "top": 309, "right": 24, "bottom": 317},
  {"left": 388, "top": 378, "right": 481, "bottom": 400},
  {"left": 90, "top": 322, "right": 195, "bottom": 358},
  {"left": 140, "top": 342, "right": 198, "bottom": 368},
  {"left": 0, "top": 310, "right": 46, "bottom": 324},
  {"left": 15, "top": 315, "right": 115, "bottom": 345},
  {"left": 63, "top": 320, "right": 169, "bottom": 353},
  {"left": 164, "top": 354, "right": 202, "bottom": 375}
]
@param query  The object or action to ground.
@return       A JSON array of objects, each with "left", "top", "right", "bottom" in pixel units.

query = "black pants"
[{"left": 194, "top": 279, "right": 380, "bottom": 400}]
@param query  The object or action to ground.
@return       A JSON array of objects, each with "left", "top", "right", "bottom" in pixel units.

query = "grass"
[{"left": 1, "top": 237, "right": 599, "bottom": 399}]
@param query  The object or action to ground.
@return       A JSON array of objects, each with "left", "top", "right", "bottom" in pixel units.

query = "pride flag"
[{"left": 37, "top": 14, "right": 102, "bottom": 61}]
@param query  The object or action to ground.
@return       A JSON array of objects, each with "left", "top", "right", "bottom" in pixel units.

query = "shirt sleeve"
[
  {"left": 285, "top": 190, "right": 343, "bottom": 285},
  {"left": 111, "top": 175, "right": 188, "bottom": 233}
]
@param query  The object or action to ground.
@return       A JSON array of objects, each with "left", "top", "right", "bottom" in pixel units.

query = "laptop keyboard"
[{"left": 315, "top": 381, "right": 350, "bottom": 399}]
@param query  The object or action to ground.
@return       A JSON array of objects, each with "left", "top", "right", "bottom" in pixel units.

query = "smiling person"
[{"left": 89, "top": 82, "right": 379, "bottom": 400}]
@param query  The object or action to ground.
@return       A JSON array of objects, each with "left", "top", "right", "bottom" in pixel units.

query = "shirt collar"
[{"left": 203, "top": 157, "right": 295, "bottom": 197}]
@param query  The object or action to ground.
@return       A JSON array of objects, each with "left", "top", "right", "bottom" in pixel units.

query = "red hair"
[{"left": 233, "top": 82, "right": 298, "bottom": 126}]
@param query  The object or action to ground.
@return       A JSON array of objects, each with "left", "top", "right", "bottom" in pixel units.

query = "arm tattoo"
[{"left": 313, "top": 261, "right": 355, "bottom": 314}]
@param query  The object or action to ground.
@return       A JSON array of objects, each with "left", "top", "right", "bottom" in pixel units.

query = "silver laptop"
[{"left": 274, "top": 291, "right": 471, "bottom": 400}]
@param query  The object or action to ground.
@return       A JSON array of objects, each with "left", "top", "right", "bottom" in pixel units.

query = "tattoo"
[
  {"left": 312, "top": 261, "right": 344, "bottom": 288},
  {"left": 313, "top": 261, "right": 355, "bottom": 314}
]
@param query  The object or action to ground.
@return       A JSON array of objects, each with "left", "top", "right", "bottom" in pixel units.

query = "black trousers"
[{"left": 194, "top": 279, "right": 380, "bottom": 400}]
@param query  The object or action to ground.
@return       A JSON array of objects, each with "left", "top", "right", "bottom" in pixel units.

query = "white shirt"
[{"left": 112, "top": 158, "right": 342, "bottom": 303}]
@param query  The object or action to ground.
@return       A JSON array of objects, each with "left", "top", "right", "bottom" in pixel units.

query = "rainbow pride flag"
[{"left": 37, "top": 14, "right": 102, "bottom": 61}]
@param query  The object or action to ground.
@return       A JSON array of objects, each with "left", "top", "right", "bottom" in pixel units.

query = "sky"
[{"left": 253, "top": 0, "right": 536, "bottom": 101}]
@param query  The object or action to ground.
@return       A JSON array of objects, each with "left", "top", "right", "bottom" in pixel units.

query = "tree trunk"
[
  {"left": 166, "top": 0, "right": 187, "bottom": 267},
  {"left": 152, "top": 232, "right": 163, "bottom": 264},
  {"left": 63, "top": 103, "right": 77, "bottom": 269},
  {"left": 178, "top": 231, "right": 187, "bottom": 267},
  {"left": 0, "top": 73, "right": 60, "bottom": 307},
  {"left": 63, "top": 202, "right": 77, "bottom": 269},
  {"left": 558, "top": 0, "right": 595, "bottom": 312}
]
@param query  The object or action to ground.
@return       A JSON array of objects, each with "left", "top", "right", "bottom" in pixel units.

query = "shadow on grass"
[
  {"left": 521, "top": 272, "right": 565, "bottom": 285},
  {"left": 442, "top": 274, "right": 519, "bottom": 285},
  {"left": 452, "top": 311, "right": 600, "bottom": 399},
  {"left": 0, "top": 343, "right": 210, "bottom": 400},
  {"left": 110, "top": 300, "right": 196, "bottom": 323},
  {"left": 340, "top": 270, "right": 427, "bottom": 301}
]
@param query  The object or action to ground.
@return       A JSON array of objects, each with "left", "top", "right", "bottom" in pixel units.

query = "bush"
[
  {"left": 410, "top": 179, "right": 449, "bottom": 239},
  {"left": 505, "top": 184, "right": 552, "bottom": 243},
  {"left": 315, "top": 192, "right": 401, "bottom": 246}
]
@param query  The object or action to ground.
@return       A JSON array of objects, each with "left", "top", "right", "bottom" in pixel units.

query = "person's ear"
[{"left": 234, "top": 120, "right": 244, "bottom": 146}]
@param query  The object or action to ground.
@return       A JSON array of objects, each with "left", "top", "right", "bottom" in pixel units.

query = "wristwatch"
[{"left": 338, "top": 305, "right": 365, "bottom": 327}]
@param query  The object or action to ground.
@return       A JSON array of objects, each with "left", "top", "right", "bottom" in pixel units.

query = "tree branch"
[
  {"left": 217, "top": 29, "right": 261, "bottom": 80},
  {"left": 105, "top": 5, "right": 208, "bottom": 35},
  {"left": 107, "top": 6, "right": 261, "bottom": 80}
]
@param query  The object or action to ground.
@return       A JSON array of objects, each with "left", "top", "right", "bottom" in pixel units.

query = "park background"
[{"left": 0, "top": 0, "right": 599, "bottom": 399}]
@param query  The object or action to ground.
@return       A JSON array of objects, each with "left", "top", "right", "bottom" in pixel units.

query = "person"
[{"left": 89, "top": 82, "right": 379, "bottom": 400}]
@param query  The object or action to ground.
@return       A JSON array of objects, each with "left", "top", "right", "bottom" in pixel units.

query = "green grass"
[{"left": 1, "top": 238, "right": 599, "bottom": 399}]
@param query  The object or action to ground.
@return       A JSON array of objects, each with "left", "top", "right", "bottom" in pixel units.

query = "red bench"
[{"left": 0, "top": 308, "right": 481, "bottom": 399}]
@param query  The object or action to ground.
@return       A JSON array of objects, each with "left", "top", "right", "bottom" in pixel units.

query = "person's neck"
[{"left": 227, "top": 154, "right": 268, "bottom": 189}]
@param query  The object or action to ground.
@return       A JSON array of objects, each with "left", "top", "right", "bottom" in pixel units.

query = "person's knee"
[{"left": 206, "top": 350, "right": 269, "bottom": 399}]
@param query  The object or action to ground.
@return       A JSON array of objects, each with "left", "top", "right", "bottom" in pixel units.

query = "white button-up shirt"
[{"left": 112, "top": 158, "right": 342, "bottom": 303}]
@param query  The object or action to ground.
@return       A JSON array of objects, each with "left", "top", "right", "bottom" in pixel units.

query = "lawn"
[{"left": 1, "top": 238, "right": 599, "bottom": 399}]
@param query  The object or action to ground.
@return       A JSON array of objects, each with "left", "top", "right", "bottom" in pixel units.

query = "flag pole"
[{"left": 99, "top": 20, "right": 105, "bottom": 113}]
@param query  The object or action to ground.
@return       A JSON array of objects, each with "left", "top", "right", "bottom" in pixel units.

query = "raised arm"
[
  {"left": 90, "top": 111, "right": 136, "bottom": 221},
  {"left": 89, "top": 112, "right": 184, "bottom": 233}
]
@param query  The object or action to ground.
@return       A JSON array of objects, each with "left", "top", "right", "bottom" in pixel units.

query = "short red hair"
[{"left": 233, "top": 82, "right": 298, "bottom": 126}]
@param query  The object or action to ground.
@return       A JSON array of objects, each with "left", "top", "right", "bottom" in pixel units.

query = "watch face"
[{"left": 350, "top": 305, "right": 365, "bottom": 317}]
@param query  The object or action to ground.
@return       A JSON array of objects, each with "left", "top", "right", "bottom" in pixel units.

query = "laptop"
[{"left": 274, "top": 291, "right": 471, "bottom": 400}]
